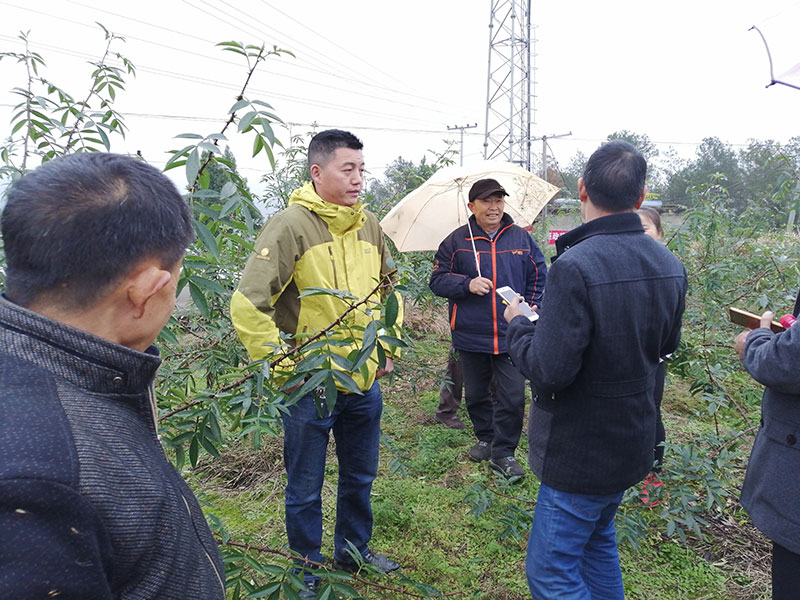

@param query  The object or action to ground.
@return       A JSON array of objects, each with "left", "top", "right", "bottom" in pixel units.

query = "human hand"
[
  {"left": 733, "top": 330, "right": 749, "bottom": 359},
  {"left": 469, "top": 277, "right": 493, "bottom": 296},
  {"left": 504, "top": 296, "right": 537, "bottom": 323},
  {"left": 376, "top": 357, "right": 394, "bottom": 379},
  {"left": 733, "top": 311, "right": 773, "bottom": 358}
]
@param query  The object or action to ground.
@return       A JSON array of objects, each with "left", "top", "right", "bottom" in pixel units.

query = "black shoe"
[
  {"left": 335, "top": 549, "right": 401, "bottom": 573},
  {"left": 490, "top": 456, "right": 525, "bottom": 479},
  {"left": 468, "top": 440, "right": 491, "bottom": 462},
  {"left": 298, "top": 579, "right": 319, "bottom": 599}
]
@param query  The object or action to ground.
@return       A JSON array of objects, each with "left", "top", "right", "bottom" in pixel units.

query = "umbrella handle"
[
  {"left": 466, "top": 218, "right": 482, "bottom": 278},
  {"left": 460, "top": 185, "right": 482, "bottom": 278}
]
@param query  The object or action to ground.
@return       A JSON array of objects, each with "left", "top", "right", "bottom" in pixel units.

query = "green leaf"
[
  {"left": 197, "top": 169, "right": 210, "bottom": 191},
  {"left": 219, "top": 195, "right": 240, "bottom": 218},
  {"left": 220, "top": 181, "right": 237, "bottom": 199},
  {"left": 332, "top": 371, "right": 363, "bottom": 395},
  {"left": 378, "top": 335, "right": 407, "bottom": 349},
  {"left": 229, "top": 99, "right": 249, "bottom": 113},
  {"left": 194, "top": 218, "right": 220, "bottom": 261},
  {"left": 252, "top": 133, "right": 264, "bottom": 157},
  {"left": 157, "top": 325, "right": 179, "bottom": 346},
  {"left": 188, "top": 281, "right": 210, "bottom": 319},
  {"left": 185, "top": 148, "right": 201, "bottom": 186},
  {"left": 238, "top": 111, "right": 257, "bottom": 131},
  {"left": 188, "top": 275, "right": 228, "bottom": 296},
  {"left": 189, "top": 435, "right": 199, "bottom": 467},
  {"left": 383, "top": 292, "right": 399, "bottom": 327}
]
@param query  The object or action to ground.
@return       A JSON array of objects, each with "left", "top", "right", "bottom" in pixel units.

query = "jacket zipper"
[
  {"left": 328, "top": 246, "right": 339, "bottom": 288},
  {"left": 148, "top": 385, "right": 160, "bottom": 446},
  {"left": 491, "top": 238, "right": 499, "bottom": 354}
]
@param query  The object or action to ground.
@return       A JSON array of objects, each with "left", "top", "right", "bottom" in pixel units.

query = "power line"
[
  {"left": 14, "top": 0, "right": 471, "bottom": 117},
  {"left": 0, "top": 33, "right": 455, "bottom": 128},
  {"left": 255, "top": 0, "right": 412, "bottom": 92}
]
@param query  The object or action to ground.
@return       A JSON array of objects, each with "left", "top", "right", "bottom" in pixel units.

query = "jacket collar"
[
  {"left": 0, "top": 294, "right": 161, "bottom": 395},
  {"left": 289, "top": 181, "right": 367, "bottom": 235},
  {"left": 554, "top": 212, "right": 644, "bottom": 260},
  {"left": 468, "top": 212, "right": 515, "bottom": 239}
]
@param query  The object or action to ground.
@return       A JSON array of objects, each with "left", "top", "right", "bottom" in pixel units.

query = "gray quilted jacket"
[{"left": 741, "top": 291, "right": 800, "bottom": 555}]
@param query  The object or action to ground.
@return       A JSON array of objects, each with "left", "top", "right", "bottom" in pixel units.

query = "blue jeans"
[
  {"left": 526, "top": 483, "right": 625, "bottom": 599},
  {"left": 282, "top": 381, "right": 383, "bottom": 571}
]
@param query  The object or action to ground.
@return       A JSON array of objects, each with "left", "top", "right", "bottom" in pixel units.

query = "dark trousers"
[
  {"left": 435, "top": 347, "right": 463, "bottom": 419},
  {"left": 459, "top": 350, "right": 525, "bottom": 458},
  {"left": 653, "top": 361, "right": 666, "bottom": 471},
  {"left": 773, "top": 541, "right": 800, "bottom": 600}
]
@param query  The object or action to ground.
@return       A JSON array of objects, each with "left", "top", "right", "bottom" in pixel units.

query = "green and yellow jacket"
[{"left": 230, "top": 182, "right": 401, "bottom": 391}]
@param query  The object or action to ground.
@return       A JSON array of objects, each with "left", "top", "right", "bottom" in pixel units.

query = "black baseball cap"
[{"left": 468, "top": 178, "right": 509, "bottom": 202}]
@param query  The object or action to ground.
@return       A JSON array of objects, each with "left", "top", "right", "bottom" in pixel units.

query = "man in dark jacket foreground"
[
  {"left": 734, "top": 295, "right": 800, "bottom": 600},
  {"left": 430, "top": 178, "right": 546, "bottom": 479},
  {"left": 504, "top": 141, "right": 686, "bottom": 598},
  {"left": 0, "top": 153, "right": 226, "bottom": 599}
]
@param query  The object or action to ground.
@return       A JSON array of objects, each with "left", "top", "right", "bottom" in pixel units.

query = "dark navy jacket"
[
  {"left": 506, "top": 213, "right": 687, "bottom": 495},
  {"left": 0, "top": 295, "right": 225, "bottom": 599},
  {"left": 740, "top": 289, "right": 800, "bottom": 555},
  {"left": 429, "top": 214, "right": 546, "bottom": 354}
]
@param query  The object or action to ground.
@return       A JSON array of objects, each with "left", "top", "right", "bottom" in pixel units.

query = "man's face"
[
  {"left": 468, "top": 194, "right": 505, "bottom": 233},
  {"left": 311, "top": 147, "right": 365, "bottom": 207}
]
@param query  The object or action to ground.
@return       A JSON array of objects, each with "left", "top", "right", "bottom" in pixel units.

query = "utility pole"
[
  {"left": 533, "top": 131, "right": 571, "bottom": 182},
  {"left": 483, "top": 0, "right": 534, "bottom": 170},
  {"left": 447, "top": 123, "right": 478, "bottom": 166}
]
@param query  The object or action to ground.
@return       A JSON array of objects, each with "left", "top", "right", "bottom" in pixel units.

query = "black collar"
[{"left": 554, "top": 212, "right": 644, "bottom": 260}]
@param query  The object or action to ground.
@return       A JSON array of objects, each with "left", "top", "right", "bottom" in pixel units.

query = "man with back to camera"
[
  {"left": 230, "top": 129, "right": 402, "bottom": 598},
  {"left": 0, "top": 153, "right": 225, "bottom": 598},
  {"left": 503, "top": 141, "right": 687, "bottom": 598},
  {"left": 429, "top": 178, "right": 547, "bottom": 479}
]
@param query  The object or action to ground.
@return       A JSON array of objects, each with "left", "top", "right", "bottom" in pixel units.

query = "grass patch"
[{"left": 189, "top": 326, "right": 770, "bottom": 599}]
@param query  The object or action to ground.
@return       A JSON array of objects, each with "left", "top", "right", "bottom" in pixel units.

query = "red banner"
[{"left": 548, "top": 230, "right": 568, "bottom": 245}]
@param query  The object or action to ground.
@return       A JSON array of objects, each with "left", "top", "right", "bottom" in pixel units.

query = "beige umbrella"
[{"left": 379, "top": 160, "right": 560, "bottom": 255}]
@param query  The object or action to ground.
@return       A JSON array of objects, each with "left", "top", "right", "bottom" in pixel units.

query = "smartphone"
[
  {"left": 728, "top": 307, "right": 785, "bottom": 333},
  {"left": 496, "top": 286, "right": 539, "bottom": 322}
]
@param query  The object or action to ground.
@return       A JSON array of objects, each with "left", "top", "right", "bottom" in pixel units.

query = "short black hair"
[
  {"left": 583, "top": 140, "right": 647, "bottom": 212},
  {"left": 2, "top": 153, "right": 194, "bottom": 309},
  {"left": 308, "top": 129, "right": 363, "bottom": 169}
]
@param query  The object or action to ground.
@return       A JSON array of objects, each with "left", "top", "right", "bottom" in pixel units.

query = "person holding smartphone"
[
  {"left": 504, "top": 142, "right": 686, "bottom": 598},
  {"left": 429, "top": 178, "right": 546, "bottom": 479}
]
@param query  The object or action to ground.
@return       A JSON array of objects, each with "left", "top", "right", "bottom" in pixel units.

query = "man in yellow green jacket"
[{"left": 230, "top": 130, "right": 401, "bottom": 597}]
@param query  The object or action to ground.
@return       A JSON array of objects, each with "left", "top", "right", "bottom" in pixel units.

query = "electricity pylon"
[{"left": 482, "top": 0, "right": 535, "bottom": 171}]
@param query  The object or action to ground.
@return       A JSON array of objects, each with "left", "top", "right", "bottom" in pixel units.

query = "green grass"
[{"left": 191, "top": 329, "right": 769, "bottom": 599}]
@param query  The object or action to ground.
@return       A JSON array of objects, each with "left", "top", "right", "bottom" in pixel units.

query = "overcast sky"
[{"left": 1, "top": 0, "right": 799, "bottom": 192}]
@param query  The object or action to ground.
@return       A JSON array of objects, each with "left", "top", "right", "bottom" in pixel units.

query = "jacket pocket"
[
  {"left": 763, "top": 417, "right": 800, "bottom": 450},
  {"left": 528, "top": 403, "right": 552, "bottom": 468},
  {"left": 591, "top": 374, "right": 649, "bottom": 398}
]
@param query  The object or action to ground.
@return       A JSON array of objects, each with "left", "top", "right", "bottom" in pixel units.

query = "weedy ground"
[{"left": 193, "top": 305, "right": 770, "bottom": 600}]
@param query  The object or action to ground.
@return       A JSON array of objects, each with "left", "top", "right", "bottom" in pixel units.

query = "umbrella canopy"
[{"left": 379, "top": 160, "right": 560, "bottom": 252}]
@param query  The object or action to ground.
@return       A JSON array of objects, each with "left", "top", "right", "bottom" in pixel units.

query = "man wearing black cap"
[{"left": 429, "top": 178, "right": 546, "bottom": 479}]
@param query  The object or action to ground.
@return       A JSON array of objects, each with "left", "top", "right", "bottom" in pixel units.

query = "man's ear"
[
  {"left": 309, "top": 163, "right": 321, "bottom": 182},
  {"left": 634, "top": 185, "right": 647, "bottom": 209},
  {"left": 578, "top": 177, "right": 589, "bottom": 204},
  {"left": 127, "top": 264, "right": 172, "bottom": 319},
  {"left": 467, "top": 201, "right": 476, "bottom": 215}
]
